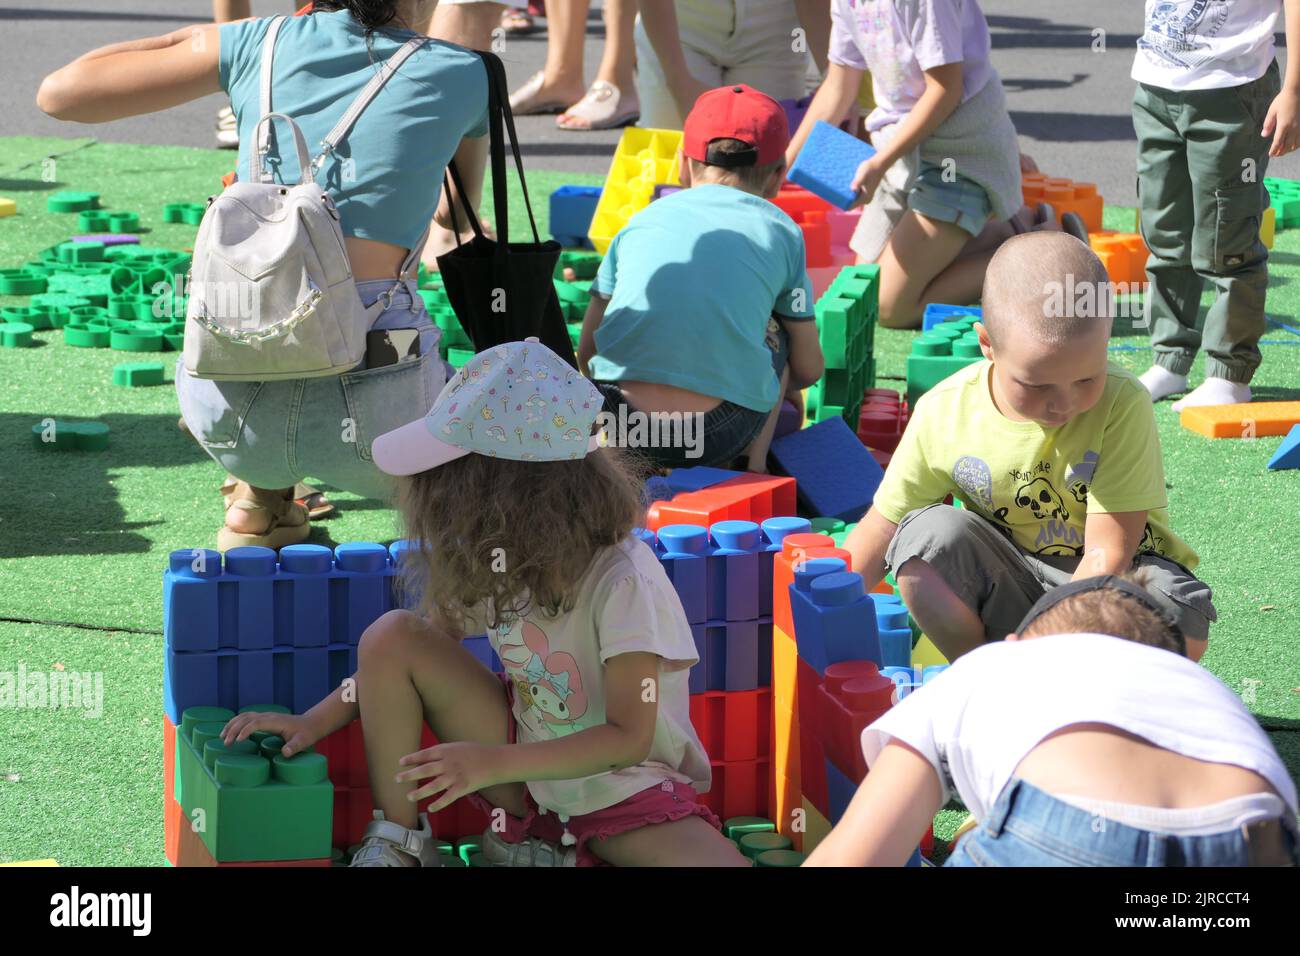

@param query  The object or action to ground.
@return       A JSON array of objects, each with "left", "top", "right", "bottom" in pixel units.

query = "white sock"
[
  {"left": 1139, "top": 365, "right": 1188, "bottom": 402},
  {"left": 1172, "top": 377, "right": 1252, "bottom": 412}
]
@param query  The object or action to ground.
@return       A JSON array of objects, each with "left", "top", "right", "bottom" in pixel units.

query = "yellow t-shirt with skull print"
[{"left": 873, "top": 360, "right": 1198, "bottom": 570}]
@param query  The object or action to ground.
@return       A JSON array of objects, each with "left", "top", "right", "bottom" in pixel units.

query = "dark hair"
[
  {"left": 312, "top": 1, "right": 403, "bottom": 32},
  {"left": 689, "top": 138, "right": 783, "bottom": 196}
]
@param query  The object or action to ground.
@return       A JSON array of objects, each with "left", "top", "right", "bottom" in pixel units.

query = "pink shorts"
[{"left": 467, "top": 675, "right": 721, "bottom": 866}]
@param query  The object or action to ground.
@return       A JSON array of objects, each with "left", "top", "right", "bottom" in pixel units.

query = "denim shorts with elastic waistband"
[
  {"left": 174, "top": 278, "right": 446, "bottom": 500},
  {"left": 945, "top": 778, "right": 1300, "bottom": 867}
]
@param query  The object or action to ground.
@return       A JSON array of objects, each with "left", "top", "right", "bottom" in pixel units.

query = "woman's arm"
[
  {"left": 436, "top": 133, "right": 490, "bottom": 232},
  {"left": 396, "top": 651, "right": 662, "bottom": 812},
  {"left": 38, "top": 24, "right": 224, "bottom": 122},
  {"left": 803, "top": 740, "right": 943, "bottom": 866}
]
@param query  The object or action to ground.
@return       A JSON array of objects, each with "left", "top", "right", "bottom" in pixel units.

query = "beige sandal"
[
  {"left": 557, "top": 81, "right": 640, "bottom": 131},
  {"left": 509, "top": 71, "right": 572, "bottom": 115},
  {"left": 217, "top": 486, "right": 311, "bottom": 552},
  {"left": 220, "top": 475, "right": 334, "bottom": 520}
]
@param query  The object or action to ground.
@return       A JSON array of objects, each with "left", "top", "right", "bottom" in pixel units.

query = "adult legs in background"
[
  {"left": 509, "top": 0, "right": 591, "bottom": 113},
  {"left": 558, "top": 0, "right": 641, "bottom": 130}
]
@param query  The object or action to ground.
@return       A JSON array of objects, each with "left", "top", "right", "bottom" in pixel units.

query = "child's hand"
[
  {"left": 396, "top": 741, "right": 507, "bottom": 814},
  {"left": 220, "top": 711, "right": 321, "bottom": 758},
  {"left": 850, "top": 155, "right": 888, "bottom": 208},
  {"left": 1263, "top": 88, "right": 1300, "bottom": 157}
]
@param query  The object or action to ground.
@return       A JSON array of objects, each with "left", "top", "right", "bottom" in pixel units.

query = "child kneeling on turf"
[
  {"left": 844, "top": 232, "right": 1216, "bottom": 661},
  {"left": 578, "top": 84, "right": 824, "bottom": 472},
  {"left": 806, "top": 576, "right": 1299, "bottom": 867},
  {"left": 225, "top": 340, "right": 748, "bottom": 867}
]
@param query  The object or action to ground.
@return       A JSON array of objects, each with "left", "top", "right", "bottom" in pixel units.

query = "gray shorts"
[
  {"left": 885, "top": 504, "right": 1217, "bottom": 643},
  {"left": 175, "top": 279, "right": 446, "bottom": 500}
]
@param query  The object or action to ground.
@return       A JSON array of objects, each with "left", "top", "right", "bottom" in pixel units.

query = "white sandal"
[
  {"left": 557, "top": 80, "right": 640, "bottom": 131},
  {"left": 349, "top": 811, "right": 445, "bottom": 867},
  {"left": 479, "top": 828, "right": 576, "bottom": 867}
]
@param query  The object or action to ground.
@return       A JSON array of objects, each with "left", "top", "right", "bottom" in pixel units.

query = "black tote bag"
[{"left": 436, "top": 51, "right": 577, "bottom": 367}]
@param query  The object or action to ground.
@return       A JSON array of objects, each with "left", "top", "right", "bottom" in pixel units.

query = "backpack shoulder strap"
[
  {"left": 310, "top": 36, "right": 428, "bottom": 175},
  {"left": 255, "top": 16, "right": 288, "bottom": 164}
]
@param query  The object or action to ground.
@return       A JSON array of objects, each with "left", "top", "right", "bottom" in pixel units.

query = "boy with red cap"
[{"left": 577, "top": 84, "right": 825, "bottom": 472}]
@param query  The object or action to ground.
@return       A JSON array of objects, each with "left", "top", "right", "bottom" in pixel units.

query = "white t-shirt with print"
[
  {"left": 484, "top": 537, "right": 711, "bottom": 818},
  {"left": 861, "top": 633, "right": 1297, "bottom": 823},
  {"left": 1132, "top": 0, "right": 1282, "bottom": 91}
]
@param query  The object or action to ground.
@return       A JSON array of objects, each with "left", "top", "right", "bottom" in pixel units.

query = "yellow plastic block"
[
  {"left": 0, "top": 197, "right": 15, "bottom": 218},
  {"left": 1261, "top": 205, "right": 1276, "bottom": 249},
  {"left": 775, "top": 772, "right": 803, "bottom": 848},
  {"left": 801, "top": 797, "right": 833, "bottom": 856},
  {"left": 1180, "top": 401, "right": 1300, "bottom": 438},
  {"left": 912, "top": 634, "right": 949, "bottom": 669},
  {"left": 588, "top": 127, "right": 683, "bottom": 254},
  {"left": 772, "top": 624, "right": 799, "bottom": 712},
  {"left": 0, "top": 859, "right": 58, "bottom": 866}
]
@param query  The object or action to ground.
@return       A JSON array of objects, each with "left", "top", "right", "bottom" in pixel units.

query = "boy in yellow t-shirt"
[{"left": 844, "top": 233, "right": 1215, "bottom": 662}]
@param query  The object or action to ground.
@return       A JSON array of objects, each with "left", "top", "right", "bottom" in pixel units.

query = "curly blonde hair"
[{"left": 395, "top": 446, "right": 647, "bottom": 634}]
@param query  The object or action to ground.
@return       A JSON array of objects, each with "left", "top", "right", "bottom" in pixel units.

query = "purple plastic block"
[
  {"left": 707, "top": 519, "right": 761, "bottom": 622},
  {"left": 775, "top": 399, "right": 802, "bottom": 439},
  {"left": 688, "top": 620, "right": 760, "bottom": 692},
  {"left": 788, "top": 120, "right": 878, "bottom": 210},
  {"left": 72, "top": 234, "right": 140, "bottom": 246},
  {"left": 657, "top": 525, "right": 711, "bottom": 624},
  {"left": 652, "top": 184, "right": 684, "bottom": 201},
  {"left": 758, "top": 516, "right": 812, "bottom": 617}
]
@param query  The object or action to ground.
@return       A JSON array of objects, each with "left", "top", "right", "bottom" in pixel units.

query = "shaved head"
[{"left": 982, "top": 232, "right": 1113, "bottom": 348}]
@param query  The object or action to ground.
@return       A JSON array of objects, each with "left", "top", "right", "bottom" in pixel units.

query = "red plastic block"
[
  {"left": 921, "top": 821, "right": 934, "bottom": 859},
  {"left": 646, "top": 473, "right": 796, "bottom": 530},
  {"left": 798, "top": 718, "right": 828, "bottom": 818},
  {"left": 857, "top": 388, "right": 910, "bottom": 453},
  {"left": 689, "top": 688, "right": 772, "bottom": 763},
  {"left": 772, "top": 183, "right": 833, "bottom": 220},
  {"left": 318, "top": 718, "right": 369, "bottom": 789},
  {"left": 163, "top": 714, "right": 178, "bottom": 865},
  {"left": 817, "top": 660, "right": 895, "bottom": 781},
  {"left": 703, "top": 759, "right": 771, "bottom": 819}
]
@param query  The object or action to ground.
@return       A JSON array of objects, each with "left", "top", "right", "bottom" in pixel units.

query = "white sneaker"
[
  {"left": 216, "top": 105, "right": 239, "bottom": 150},
  {"left": 480, "top": 828, "right": 576, "bottom": 867},
  {"left": 348, "top": 811, "right": 445, "bottom": 867}
]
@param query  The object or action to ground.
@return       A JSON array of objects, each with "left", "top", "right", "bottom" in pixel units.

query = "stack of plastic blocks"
[
  {"left": 1265, "top": 177, "right": 1300, "bottom": 230},
  {"left": 415, "top": 267, "right": 475, "bottom": 367},
  {"left": 162, "top": 542, "right": 494, "bottom": 864},
  {"left": 645, "top": 471, "right": 797, "bottom": 531},
  {"left": 805, "top": 263, "right": 881, "bottom": 428},
  {"left": 549, "top": 185, "right": 602, "bottom": 248},
  {"left": 588, "top": 127, "right": 682, "bottom": 254},
  {"left": 906, "top": 312, "right": 984, "bottom": 407},
  {"left": 1021, "top": 172, "right": 1104, "bottom": 233},
  {"left": 1089, "top": 231, "right": 1150, "bottom": 286},
  {"left": 856, "top": 387, "right": 910, "bottom": 467}
]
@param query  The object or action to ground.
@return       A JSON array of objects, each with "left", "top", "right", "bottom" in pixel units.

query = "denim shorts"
[
  {"left": 175, "top": 278, "right": 446, "bottom": 500},
  {"left": 946, "top": 779, "right": 1300, "bottom": 867},
  {"left": 593, "top": 321, "right": 790, "bottom": 469},
  {"left": 910, "top": 160, "right": 994, "bottom": 237}
]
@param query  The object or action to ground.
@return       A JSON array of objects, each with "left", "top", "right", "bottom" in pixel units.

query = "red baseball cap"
[{"left": 682, "top": 84, "right": 789, "bottom": 168}]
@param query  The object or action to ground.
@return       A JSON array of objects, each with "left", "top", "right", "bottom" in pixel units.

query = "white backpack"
[{"left": 183, "top": 17, "right": 429, "bottom": 381}]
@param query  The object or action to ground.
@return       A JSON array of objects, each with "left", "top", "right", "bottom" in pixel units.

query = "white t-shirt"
[
  {"left": 483, "top": 537, "right": 710, "bottom": 818},
  {"left": 1132, "top": 0, "right": 1282, "bottom": 91},
  {"left": 861, "top": 633, "right": 1297, "bottom": 822}
]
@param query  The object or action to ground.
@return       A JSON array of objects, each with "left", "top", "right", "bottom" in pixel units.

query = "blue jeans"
[
  {"left": 175, "top": 279, "right": 446, "bottom": 500},
  {"left": 945, "top": 779, "right": 1300, "bottom": 867}
]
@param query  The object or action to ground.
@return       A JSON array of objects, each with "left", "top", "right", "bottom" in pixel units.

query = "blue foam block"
[
  {"left": 1267, "top": 424, "right": 1300, "bottom": 470},
  {"left": 787, "top": 120, "right": 877, "bottom": 210},
  {"left": 770, "top": 416, "right": 885, "bottom": 522},
  {"left": 922, "top": 303, "right": 982, "bottom": 331},
  {"left": 549, "top": 185, "right": 601, "bottom": 248}
]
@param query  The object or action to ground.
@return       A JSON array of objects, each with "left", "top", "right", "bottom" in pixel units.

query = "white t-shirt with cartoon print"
[
  {"left": 1132, "top": 0, "right": 1282, "bottom": 91},
  {"left": 484, "top": 537, "right": 711, "bottom": 818}
]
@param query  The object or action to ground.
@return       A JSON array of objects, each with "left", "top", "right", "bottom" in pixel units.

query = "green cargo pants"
[{"left": 1133, "top": 60, "right": 1279, "bottom": 383}]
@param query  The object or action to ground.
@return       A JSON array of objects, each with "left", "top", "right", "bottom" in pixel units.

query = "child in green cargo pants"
[{"left": 1132, "top": 1, "right": 1300, "bottom": 411}]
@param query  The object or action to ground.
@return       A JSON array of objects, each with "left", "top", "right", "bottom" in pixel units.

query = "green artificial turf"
[{"left": 0, "top": 136, "right": 1296, "bottom": 866}]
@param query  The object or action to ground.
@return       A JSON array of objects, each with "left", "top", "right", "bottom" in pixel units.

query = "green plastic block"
[
  {"left": 815, "top": 296, "right": 853, "bottom": 368},
  {"left": 906, "top": 318, "right": 982, "bottom": 406},
  {"left": 176, "top": 705, "right": 333, "bottom": 863},
  {"left": 181, "top": 204, "right": 206, "bottom": 226},
  {"left": 1265, "top": 177, "right": 1300, "bottom": 229},
  {"left": 30, "top": 420, "right": 110, "bottom": 451},
  {"left": 755, "top": 848, "right": 805, "bottom": 867},
  {"left": 555, "top": 249, "right": 602, "bottom": 280},
  {"left": 57, "top": 241, "right": 104, "bottom": 263},
  {"left": 63, "top": 323, "right": 110, "bottom": 348},
  {"left": 554, "top": 279, "right": 590, "bottom": 307},
  {"left": 110, "top": 327, "right": 164, "bottom": 352},
  {"left": 48, "top": 273, "right": 113, "bottom": 305},
  {"left": 107, "top": 211, "right": 140, "bottom": 233},
  {"left": 467, "top": 852, "right": 493, "bottom": 867},
  {"left": 738, "top": 831, "right": 792, "bottom": 860},
  {"left": 2, "top": 306, "right": 70, "bottom": 330},
  {"left": 0, "top": 267, "right": 48, "bottom": 295},
  {"left": 448, "top": 347, "right": 475, "bottom": 368},
  {"left": 809, "top": 517, "right": 845, "bottom": 536},
  {"left": 47, "top": 191, "right": 100, "bottom": 213},
  {"left": 722, "top": 816, "right": 776, "bottom": 841},
  {"left": 113, "top": 362, "right": 166, "bottom": 387},
  {"left": 31, "top": 293, "right": 91, "bottom": 312},
  {"left": 1, "top": 322, "right": 35, "bottom": 347},
  {"left": 78, "top": 211, "right": 111, "bottom": 231}
]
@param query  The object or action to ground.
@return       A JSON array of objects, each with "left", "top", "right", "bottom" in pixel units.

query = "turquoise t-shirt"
[
  {"left": 588, "top": 184, "right": 815, "bottom": 412},
  {"left": 219, "top": 11, "right": 488, "bottom": 250}
]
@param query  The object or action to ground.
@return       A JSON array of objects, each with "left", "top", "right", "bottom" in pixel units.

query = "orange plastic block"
[
  {"left": 1022, "top": 172, "right": 1104, "bottom": 233},
  {"left": 1180, "top": 401, "right": 1300, "bottom": 438},
  {"left": 1090, "top": 231, "right": 1150, "bottom": 286},
  {"left": 164, "top": 715, "right": 179, "bottom": 865},
  {"left": 645, "top": 473, "right": 796, "bottom": 530}
]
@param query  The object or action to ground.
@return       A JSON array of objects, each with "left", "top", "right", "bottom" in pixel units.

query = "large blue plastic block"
[
  {"left": 164, "top": 549, "right": 225, "bottom": 652},
  {"left": 708, "top": 520, "right": 761, "bottom": 622},
  {"left": 1268, "top": 424, "right": 1300, "bottom": 470},
  {"left": 787, "top": 120, "right": 877, "bottom": 210},
  {"left": 665, "top": 466, "right": 743, "bottom": 494},
  {"left": 770, "top": 416, "right": 884, "bottom": 522},
  {"left": 657, "top": 525, "right": 712, "bottom": 624},
  {"left": 219, "top": 547, "right": 277, "bottom": 651},
  {"left": 758, "top": 516, "right": 812, "bottom": 616},
  {"left": 825, "top": 756, "right": 857, "bottom": 824},
  {"left": 330, "top": 542, "right": 394, "bottom": 645},
  {"left": 871, "top": 592, "right": 911, "bottom": 668},
  {"left": 274, "top": 545, "right": 334, "bottom": 648},
  {"left": 757, "top": 617, "right": 773, "bottom": 686},
  {"left": 922, "top": 303, "right": 982, "bottom": 332},
  {"left": 790, "top": 567, "right": 881, "bottom": 674},
  {"left": 549, "top": 185, "right": 601, "bottom": 247}
]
